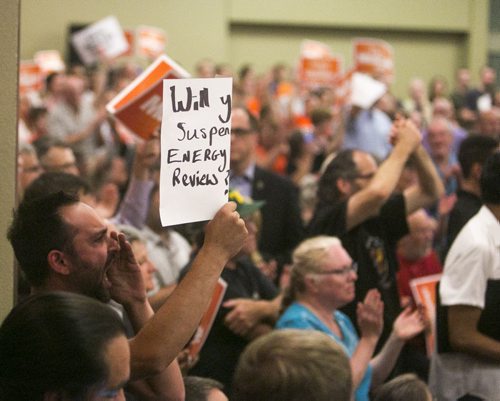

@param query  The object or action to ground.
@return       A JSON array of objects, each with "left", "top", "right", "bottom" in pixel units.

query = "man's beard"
[{"left": 67, "top": 257, "right": 112, "bottom": 303}]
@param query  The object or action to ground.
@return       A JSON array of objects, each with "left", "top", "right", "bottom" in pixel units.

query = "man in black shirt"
[
  {"left": 309, "top": 118, "right": 444, "bottom": 348},
  {"left": 444, "top": 135, "right": 498, "bottom": 259}
]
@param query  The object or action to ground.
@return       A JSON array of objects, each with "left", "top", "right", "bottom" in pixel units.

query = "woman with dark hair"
[{"left": 0, "top": 292, "right": 129, "bottom": 401}]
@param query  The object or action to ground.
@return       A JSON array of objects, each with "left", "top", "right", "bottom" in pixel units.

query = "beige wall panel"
[
  {"left": 230, "top": 25, "right": 465, "bottom": 98},
  {"left": 230, "top": 0, "right": 470, "bottom": 32},
  {"left": 20, "top": 0, "right": 228, "bottom": 73},
  {"left": 0, "top": 0, "right": 18, "bottom": 319}
]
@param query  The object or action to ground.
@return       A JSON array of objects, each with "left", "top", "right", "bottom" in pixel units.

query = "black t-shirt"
[
  {"left": 188, "top": 256, "right": 278, "bottom": 391},
  {"left": 308, "top": 194, "right": 408, "bottom": 348}
]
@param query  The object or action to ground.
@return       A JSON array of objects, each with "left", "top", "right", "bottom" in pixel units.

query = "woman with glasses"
[{"left": 276, "top": 236, "right": 426, "bottom": 401}]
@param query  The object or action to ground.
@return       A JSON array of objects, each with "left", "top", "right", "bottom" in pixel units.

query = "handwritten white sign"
[
  {"left": 160, "top": 77, "right": 233, "bottom": 226},
  {"left": 71, "top": 16, "right": 129, "bottom": 65}
]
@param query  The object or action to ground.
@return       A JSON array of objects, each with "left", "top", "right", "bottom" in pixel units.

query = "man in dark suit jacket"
[{"left": 229, "top": 107, "right": 304, "bottom": 270}]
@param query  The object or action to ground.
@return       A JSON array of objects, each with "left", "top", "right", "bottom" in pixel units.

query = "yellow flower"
[{"left": 228, "top": 189, "right": 245, "bottom": 205}]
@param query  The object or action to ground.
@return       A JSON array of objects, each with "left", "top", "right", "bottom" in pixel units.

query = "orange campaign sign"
[
  {"left": 185, "top": 278, "right": 227, "bottom": 360},
  {"left": 299, "top": 56, "right": 343, "bottom": 89},
  {"left": 410, "top": 273, "right": 442, "bottom": 356},
  {"left": 136, "top": 25, "right": 167, "bottom": 60},
  {"left": 333, "top": 68, "right": 355, "bottom": 110},
  {"left": 297, "top": 40, "right": 343, "bottom": 89},
  {"left": 353, "top": 38, "right": 394, "bottom": 84},
  {"left": 19, "top": 61, "right": 44, "bottom": 94},
  {"left": 118, "top": 29, "right": 135, "bottom": 58},
  {"left": 34, "top": 50, "right": 66, "bottom": 74},
  {"left": 106, "top": 54, "right": 190, "bottom": 139}
]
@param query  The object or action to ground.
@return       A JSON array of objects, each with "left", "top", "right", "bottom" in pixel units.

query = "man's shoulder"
[
  {"left": 254, "top": 166, "right": 294, "bottom": 187},
  {"left": 449, "top": 190, "right": 482, "bottom": 218},
  {"left": 446, "top": 207, "right": 498, "bottom": 260},
  {"left": 252, "top": 166, "right": 298, "bottom": 201},
  {"left": 308, "top": 201, "right": 347, "bottom": 236},
  {"left": 454, "top": 190, "right": 482, "bottom": 206}
]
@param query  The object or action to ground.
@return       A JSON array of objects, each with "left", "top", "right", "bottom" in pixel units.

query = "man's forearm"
[
  {"left": 412, "top": 145, "right": 445, "bottom": 201},
  {"left": 449, "top": 305, "right": 500, "bottom": 361},
  {"left": 369, "top": 332, "right": 405, "bottom": 387},
  {"left": 127, "top": 360, "right": 185, "bottom": 401},
  {"left": 129, "top": 245, "right": 228, "bottom": 378},
  {"left": 122, "top": 293, "right": 185, "bottom": 400},
  {"left": 370, "top": 142, "right": 413, "bottom": 198}
]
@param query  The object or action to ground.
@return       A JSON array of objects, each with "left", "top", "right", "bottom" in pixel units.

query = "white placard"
[
  {"left": 160, "top": 77, "right": 233, "bottom": 226},
  {"left": 34, "top": 50, "right": 66, "bottom": 73},
  {"left": 71, "top": 16, "right": 129, "bottom": 65},
  {"left": 477, "top": 93, "right": 492, "bottom": 112},
  {"left": 350, "top": 72, "right": 386, "bottom": 109}
]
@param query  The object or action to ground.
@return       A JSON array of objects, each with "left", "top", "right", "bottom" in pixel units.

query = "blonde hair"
[
  {"left": 283, "top": 236, "right": 342, "bottom": 308},
  {"left": 233, "top": 329, "right": 352, "bottom": 401}
]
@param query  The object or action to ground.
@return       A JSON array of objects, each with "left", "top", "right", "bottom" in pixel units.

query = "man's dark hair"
[
  {"left": 480, "top": 151, "right": 500, "bottom": 204},
  {"left": 26, "top": 106, "right": 48, "bottom": 128},
  {"left": 7, "top": 191, "right": 79, "bottom": 287},
  {"left": 184, "top": 376, "right": 224, "bottom": 401},
  {"left": 310, "top": 108, "right": 333, "bottom": 127},
  {"left": 0, "top": 292, "right": 125, "bottom": 401},
  {"left": 44, "top": 72, "right": 61, "bottom": 93},
  {"left": 23, "top": 172, "right": 91, "bottom": 203},
  {"left": 233, "top": 106, "right": 259, "bottom": 133},
  {"left": 316, "top": 149, "right": 357, "bottom": 211},
  {"left": 458, "top": 135, "right": 498, "bottom": 178}
]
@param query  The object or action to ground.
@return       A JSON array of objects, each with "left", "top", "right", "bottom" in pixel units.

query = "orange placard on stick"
[
  {"left": 333, "top": 68, "right": 355, "bottom": 110},
  {"left": 410, "top": 273, "right": 442, "bottom": 356},
  {"left": 298, "top": 56, "right": 343, "bottom": 89},
  {"left": 353, "top": 38, "right": 394, "bottom": 84},
  {"left": 185, "top": 278, "right": 227, "bottom": 360},
  {"left": 34, "top": 50, "right": 66, "bottom": 74},
  {"left": 297, "top": 40, "right": 343, "bottom": 89},
  {"left": 106, "top": 54, "right": 190, "bottom": 139},
  {"left": 118, "top": 29, "right": 135, "bottom": 58},
  {"left": 19, "top": 61, "right": 44, "bottom": 95},
  {"left": 136, "top": 25, "right": 167, "bottom": 60}
]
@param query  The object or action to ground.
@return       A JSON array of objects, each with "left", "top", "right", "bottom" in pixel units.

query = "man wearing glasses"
[
  {"left": 309, "top": 118, "right": 444, "bottom": 351},
  {"left": 229, "top": 106, "right": 304, "bottom": 276}
]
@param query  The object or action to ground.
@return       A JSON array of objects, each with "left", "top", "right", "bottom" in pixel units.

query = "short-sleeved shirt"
[
  {"left": 429, "top": 206, "right": 500, "bottom": 401},
  {"left": 277, "top": 302, "right": 372, "bottom": 401},
  {"left": 309, "top": 194, "right": 408, "bottom": 347}
]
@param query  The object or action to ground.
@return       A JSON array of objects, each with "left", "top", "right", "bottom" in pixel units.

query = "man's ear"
[
  {"left": 47, "top": 250, "right": 71, "bottom": 275},
  {"left": 470, "top": 162, "right": 482, "bottom": 181},
  {"left": 336, "top": 177, "right": 351, "bottom": 196}
]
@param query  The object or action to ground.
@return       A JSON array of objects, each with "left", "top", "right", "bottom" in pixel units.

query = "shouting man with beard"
[{"left": 8, "top": 191, "right": 247, "bottom": 401}]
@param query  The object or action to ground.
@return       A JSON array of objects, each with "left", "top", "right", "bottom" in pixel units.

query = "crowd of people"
[{"left": 3, "top": 44, "right": 500, "bottom": 401}]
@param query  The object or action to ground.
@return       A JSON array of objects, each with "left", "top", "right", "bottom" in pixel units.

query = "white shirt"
[{"left": 429, "top": 206, "right": 500, "bottom": 401}]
